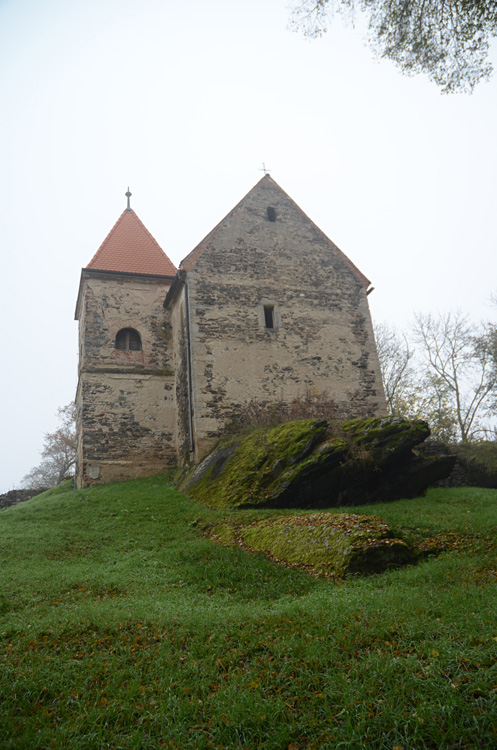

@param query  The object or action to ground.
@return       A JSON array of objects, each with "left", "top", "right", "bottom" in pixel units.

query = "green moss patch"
[
  {"left": 342, "top": 416, "right": 430, "bottom": 463},
  {"left": 207, "top": 512, "right": 417, "bottom": 578},
  {"left": 182, "top": 416, "right": 451, "bottom": 510},
  {"left": 185, "top": 419, "right": 329, "bottom": 509}
]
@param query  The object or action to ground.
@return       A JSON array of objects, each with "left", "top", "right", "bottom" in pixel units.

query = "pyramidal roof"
[{"left": 85, "top": 208, "right": 176, "bottom": 277}]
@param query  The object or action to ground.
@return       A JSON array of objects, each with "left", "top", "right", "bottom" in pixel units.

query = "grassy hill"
[{"left": 1, "top": 476, "right": 496, "bottom": 749}]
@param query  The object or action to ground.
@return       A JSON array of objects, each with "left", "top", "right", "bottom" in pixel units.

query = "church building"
[{"left": 75, "top": 175, "right": 386, "bottom": 488}]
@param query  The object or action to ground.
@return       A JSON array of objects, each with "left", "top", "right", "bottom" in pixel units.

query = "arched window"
[{"left": 115, "top": 328, "right": 142, "bottom": 352}]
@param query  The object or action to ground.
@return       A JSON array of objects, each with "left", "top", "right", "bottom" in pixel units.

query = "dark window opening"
[
  {"left": 264, "top": 305, "right": 275, "bottom": 329},
  {"left": 267, "top": 206, "right": 276, "bottom": 222},
  {"left": 115, "top": 328, "right": 142, "bottom": 351}
]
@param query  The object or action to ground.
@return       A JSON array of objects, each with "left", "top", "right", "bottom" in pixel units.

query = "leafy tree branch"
[{"left": 290, "top": 0, "right": 497, "bottom": 92}]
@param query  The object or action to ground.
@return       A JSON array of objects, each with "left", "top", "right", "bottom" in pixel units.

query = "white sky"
[{"left": 1, "top": 0, "right": 496, "bottom": 492}]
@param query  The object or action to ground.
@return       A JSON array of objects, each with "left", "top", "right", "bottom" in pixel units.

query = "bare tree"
[
  {"left": 21, "top": 403, "right": 76, "bottom": 489},
  {"left": 289, "top": 0, "right": 497, "bottom": 92},
  {"left": 417, "top": 373, "right": 460, "bottom": 443},
  {"left": 413, "top": 312, "right": 497, "bottom": 442},
  {"left": 374, "top": 322, "right": 416, "bottom": 416},
  {"left": 374, "top": 321, "right": 460, "bottom": 440}
]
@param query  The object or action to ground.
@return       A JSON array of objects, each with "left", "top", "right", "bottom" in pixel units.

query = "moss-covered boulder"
[
  {"left": 182, "top": 416, "right": 455, "bottom": 509},
  {"left": 181, "top": 419, "right": 331, "bottom": 508},
  {"left": 342, "top": 417, "right": 430, "bottom": 464},
  {"left": 207, "top": 513, "right": 416, "bottom": 578}
]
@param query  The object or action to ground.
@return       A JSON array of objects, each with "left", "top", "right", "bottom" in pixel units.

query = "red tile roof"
[{"left": 85, "top": 209, "right": 176, "bottom": 277}]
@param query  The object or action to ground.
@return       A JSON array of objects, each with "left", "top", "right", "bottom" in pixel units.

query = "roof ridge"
[
  {"left": 180, "top": 175, "right": 369, "bottom": 287},
  {"left": 86, "top": 208, "right": 130, "bottom": 266},
  {"left": 180, "top": 174, "right": 275, "bottom": 271},
  {"left": 265, "top": 179, "right": 370, "bottom": 288}
]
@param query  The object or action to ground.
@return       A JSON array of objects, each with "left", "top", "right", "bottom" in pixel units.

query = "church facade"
[{"left": 75, "top": 175, "right": 386, "bottom": 488}]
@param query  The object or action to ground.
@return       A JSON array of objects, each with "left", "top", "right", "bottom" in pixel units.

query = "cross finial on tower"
[
  {"left": 125, "top": 188, "right": 132, "bottom": 210},
  {"left": 259, "top": 163, "right": 271, "bottom": 175}
]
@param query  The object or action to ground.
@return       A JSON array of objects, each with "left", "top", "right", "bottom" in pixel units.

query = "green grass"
[{"left": 1, "top": 477, "right": 496, "bottom": 749}]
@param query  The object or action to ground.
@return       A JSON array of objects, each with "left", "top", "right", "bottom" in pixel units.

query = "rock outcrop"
[
  {"left": 181, "top": 416, "right": 455, "bottom": 509},
  {"left": 417, "top": 440, "right": 497, "bottom": 489},
  {"left": 0, "top": 488, "right": 48, "bottom": 510},
  {"left": 207, "top": 513, "right": 418, "bottom": 577}
]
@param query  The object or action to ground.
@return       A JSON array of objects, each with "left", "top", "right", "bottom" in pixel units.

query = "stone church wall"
[
  {"left": 76, "top": 177, "right": 386, "bottom": 483},
  {"left": 76, "top": 273, "right": 177, "bottom": 486},
  {"left": 181, "top": 180, "right": 386, "bottom": 461},
  {"left": 78, "top": 274, "right": 173, "bottom": 371}
]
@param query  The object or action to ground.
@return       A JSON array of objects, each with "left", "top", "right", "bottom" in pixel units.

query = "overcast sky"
[{"left": 1, "top": 0, "right": 496, "bottom": 493}]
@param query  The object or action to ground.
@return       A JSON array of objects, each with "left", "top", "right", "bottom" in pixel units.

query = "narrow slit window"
[
  {"left": 267, "top": 206, "right": 276, "bottom": 222},
  {"left": 264, "top": 305, "right": 275, "bottom": 329},
  {"left": 115, "top": 328, "right": 142, "bottom": 351}
]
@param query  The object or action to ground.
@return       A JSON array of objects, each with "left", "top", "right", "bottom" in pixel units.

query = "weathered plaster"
[
  {"left": 76, "top": 177, "right": 386, "bottom": 485},
  {"left": 177, "top": 178, "right": 386, "bottom": 461},
  {"left": 75, "top": 272, "right": 176, "bottom": 487}
]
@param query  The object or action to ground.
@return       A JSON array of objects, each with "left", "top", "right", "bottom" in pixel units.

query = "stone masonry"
[
  {"left": 166, "top": 176, "right": 386, "bottom": 462},
  {"left": 75, "top": 176, "right": 386, "bottom": 487},
  {"left": 75, "top": 209, "right": 177, "bottom": 487}
]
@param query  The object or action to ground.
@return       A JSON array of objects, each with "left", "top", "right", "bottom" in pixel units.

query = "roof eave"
[
  {"left": 74, "top": 273, "right": 85, "bottom": 321},
  {"left": 82, "top": 267, "right": 177, "bottom": 282},
  {"left": 163, "top": 269, "right": 186, "bottom": 309}
]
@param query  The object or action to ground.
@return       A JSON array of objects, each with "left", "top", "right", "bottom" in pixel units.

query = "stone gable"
[{"left": 173, "top": 176, "right": 385, "bottom": 461}]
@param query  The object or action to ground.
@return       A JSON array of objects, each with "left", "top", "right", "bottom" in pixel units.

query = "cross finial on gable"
[
  {"left": 125, "top": 188, "right": 132, "bottom": 210},
  {"left": 259, "top": 163, "right": 271, "bottom": 175}
]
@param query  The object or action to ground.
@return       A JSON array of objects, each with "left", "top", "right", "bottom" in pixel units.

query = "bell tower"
[{"left": 74, "top": 191, "right": 177, "bottom": 487}]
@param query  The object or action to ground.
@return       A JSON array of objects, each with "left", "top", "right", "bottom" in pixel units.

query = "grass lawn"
[{"left": 1, "top": 476, "right": 496, "bottom": 749}]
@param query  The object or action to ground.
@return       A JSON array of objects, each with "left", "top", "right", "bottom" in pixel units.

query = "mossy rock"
[
  {"left": 182, "top": 416, "right": 454, "bottom": 510},
  {"left": 342, "top": 416, "right": 430, "bottom": 464},
  {"left": 208, "top": 513, "right": 416, "bottom": 578},
  {"left": 183, "top": 419, "right": 329, "bottom": 509}
]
